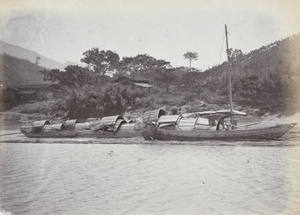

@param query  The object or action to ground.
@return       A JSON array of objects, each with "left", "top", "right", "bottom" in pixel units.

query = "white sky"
[{"left": 0, "top": 0, "right": 300, "bottom": 70}]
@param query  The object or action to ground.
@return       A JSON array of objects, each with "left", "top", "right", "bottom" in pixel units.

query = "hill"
[
  {"left": 1, "top": 33, "right": 300, "bottom": 119},
  {"left": 0, "top": 54, "right": 48, "bottom": 88},
  {"left": 0, "top": 40, "right": 64, "bottom": 70},
  {"left": 174, "top": 34, "right": 300, "bottom": 107}
]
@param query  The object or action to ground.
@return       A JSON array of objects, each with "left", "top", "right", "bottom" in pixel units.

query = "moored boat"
[
  {"left": 141, "top": 25, "right": 297, "bottom": 142},
  {"left": 142, "top": 110, "right": 296, "bottom": 141},
  {"left": 21, "top": 120, "right": 78, "bottom": 138},
  {"left": 91, "top": 115, "right": 143, "bottom": 138},
  {"left": 21, "top": 116, "right": 144, "bottom": 139}
]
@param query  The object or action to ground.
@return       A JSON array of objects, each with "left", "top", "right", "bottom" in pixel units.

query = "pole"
[{"left": 225, "top": 24, "right": 234, "bottom": 126}]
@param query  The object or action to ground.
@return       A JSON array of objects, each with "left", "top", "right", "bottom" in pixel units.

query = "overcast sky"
[{"left": 1, "top": 0, "right": 300, "bottom": 70}]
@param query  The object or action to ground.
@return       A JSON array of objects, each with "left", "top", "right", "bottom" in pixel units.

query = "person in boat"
[
  {"left": 178, "top": 107, "right": 182, "bottom": 115},
  {"left": 169, "top": 106, "right": 179, "bottom": 115},
  {"left": 216, "top": 115, "right": 226, "bottom": 130}
]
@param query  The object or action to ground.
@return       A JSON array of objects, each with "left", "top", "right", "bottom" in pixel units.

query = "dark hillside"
[{"left": 0, "top": 54, "right": 47, "bottom": 88}]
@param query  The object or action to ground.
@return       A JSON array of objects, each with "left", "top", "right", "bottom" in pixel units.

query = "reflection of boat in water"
[
  {"left": 142, "top": 110, "right": 296, "bottom": 141},
  {"left": 141, "top": 25, "right": 297, "bottom": 141},
  {"left": 21, "top": 120, "right": 78, "bottom": 138}
]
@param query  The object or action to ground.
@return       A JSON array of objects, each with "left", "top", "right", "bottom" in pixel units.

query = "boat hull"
[
  {"left": 94, "top": 130, "right": 143, "bottom": 138},
  {"left": 142, "top": 123, "right": 296, "bottom": 141},
  {"left": 21, "top": 130, "right": 78, "bottom": 138}
]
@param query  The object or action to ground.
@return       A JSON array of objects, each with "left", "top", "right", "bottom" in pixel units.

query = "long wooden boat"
[
  {"left": 21, "top": 130, "right": 78, "bottom": 138},
  {"left": 142, "top": 121, "right": 297, "bottom": 141},
  {"left": 21, "top": 121, "right": 78, "bottom": 138}
]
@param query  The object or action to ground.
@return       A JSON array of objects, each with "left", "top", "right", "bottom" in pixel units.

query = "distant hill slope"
[
  {"left": 172, "top": 33, "right": 300, "bottom": 108},
  {"left": 203, "top": 33, "right": 300, "bottom": 79},
  {"left": 0, "top": 40, "right": 64, "bottom": 70},
  {"left": 0, "top": 54, "right": 48, "bottom": 88}
]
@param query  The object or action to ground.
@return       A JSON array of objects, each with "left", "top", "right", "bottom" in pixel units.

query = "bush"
[
  {"left": 135, "top": 96, "right": 155, "bottom": 108},
  {"left": 18, "top": 101, "right": 55, "bottom": 114}
]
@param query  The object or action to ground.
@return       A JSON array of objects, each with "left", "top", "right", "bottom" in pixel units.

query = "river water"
[{"left": 1, "top": 138, "right": 300, "bottom": 215}]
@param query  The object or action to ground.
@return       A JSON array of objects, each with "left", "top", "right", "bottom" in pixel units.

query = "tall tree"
[
  {"left": 42, "top": 65, "right": 92, "bottom": 88},
  {"left": 117, "top": 54, "right": 171, "bottom": 80},
  {"left": 155, "top": 68, "right": 177, "bottom": 93},
  {"left": 183, "top": 52, "right": 198, "bottom": 70},
  {"left": 81, "top": 48, "right": 120, "bottom": 76}
]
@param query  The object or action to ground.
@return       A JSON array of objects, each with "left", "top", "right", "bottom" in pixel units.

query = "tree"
[
  {"left": 81, "top": 48, "right": 120, "bottom": 76},
  {"left": 228, "top": 49, "right": 243, "bottom": 64},
  {"left": 155, "top": 68, "right": 177, "bottom": 93},
  {"left": 236, "top": 75, "right": 263, "bottom": 103},
  {"left": 180, "top": 71, "right": 201, "bottom": 89},
  {"left": 183, "top": 52, "right": 198, "bottom": 70},
  {"left": 42, "top": 65, "right": 93, "bottom": 88},
  {"left": 35, "top": 56, "right": 41, "bottom": 65},
  {"left": 117, "top": 54, "right": 171, "bottom": 80}
]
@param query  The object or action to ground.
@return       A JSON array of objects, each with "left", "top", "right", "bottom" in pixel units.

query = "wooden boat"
[
  {"left": 21, "top": 120, "right": 78, "bottom": 138},
  {"left": 91, "top": 115, "right": 143, "bottom": 138},
  {"left": 21, "top": 130, "right": 78, "bottom": 138},
  {"left": 20, "top": 115, "right": 144, "bottom": 139},
  {"left": 142, "top": 123, "right": 296, "bottom": 141},
  {"left": 141, "top": 25, "right": 297, "bottom": 141},
  {"left": 142, "top": 111, "right": 297, "bottom": 141}
]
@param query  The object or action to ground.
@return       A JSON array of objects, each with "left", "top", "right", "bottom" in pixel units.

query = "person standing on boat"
[{"left": 216, "top": 115, "right": 225, "bottom": 130}]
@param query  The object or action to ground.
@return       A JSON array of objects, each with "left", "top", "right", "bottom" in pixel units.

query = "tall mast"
[{"left": 225, "top": 24, "right": 233, "bottom": 125}]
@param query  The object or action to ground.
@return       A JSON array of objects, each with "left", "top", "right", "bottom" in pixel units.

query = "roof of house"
[
  {"left": 132, "top": 82, "right": 152, "bottom": 88},
  {"left": 114, "top": 76, "right": 151, "bottom": 87},
  {"left": 114, "top": 76, "right": 131, "bottom": 82}
]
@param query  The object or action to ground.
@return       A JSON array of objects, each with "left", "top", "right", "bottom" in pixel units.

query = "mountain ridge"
[{"left": 0, "top": 40, "right": 65, "bottom": 70}]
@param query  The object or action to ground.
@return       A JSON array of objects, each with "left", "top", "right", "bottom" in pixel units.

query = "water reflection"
[{"left": 0, "top": 141, "right": 300, "bottom": 215}]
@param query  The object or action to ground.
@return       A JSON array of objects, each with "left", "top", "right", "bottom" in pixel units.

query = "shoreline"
[
  {"left": 1, "top": 112, "right": 300, "bottom": 144},
  {"left": 1, "top": 128, "right": 300, "bottom": 145}
]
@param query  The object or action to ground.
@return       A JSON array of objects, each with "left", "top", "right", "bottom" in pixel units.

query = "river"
[{"left": 1, "top": 139, "right": 300, "bottom": 215}]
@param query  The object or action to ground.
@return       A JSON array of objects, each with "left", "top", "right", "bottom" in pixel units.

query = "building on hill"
[
  {"left": 114, "top": 76, "right": 152, "bottom": 88},
  {"left": 16, "top": 84, "right": 58, "bottom": 101},
  {"left": 1, "top": 84, "right": 58, "bottom": 108}
]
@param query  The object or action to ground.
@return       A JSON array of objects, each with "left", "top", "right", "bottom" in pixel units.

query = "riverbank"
[
  {"left": 1, "top": 112, "right": 300, "bottom": 144},
  {"left": 1, "top": 130, "right": 300, "bottom": 146},
  {"left": 0, "top": 116, "right": 300, "bottom": 146},
  {"left": 0, "top": 129, "right": 146, "bottom": 144}
]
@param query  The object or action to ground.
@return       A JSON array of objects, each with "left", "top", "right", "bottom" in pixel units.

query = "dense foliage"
[{"left": 2, "top": 33, "right": 300, "bottom": 116}]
